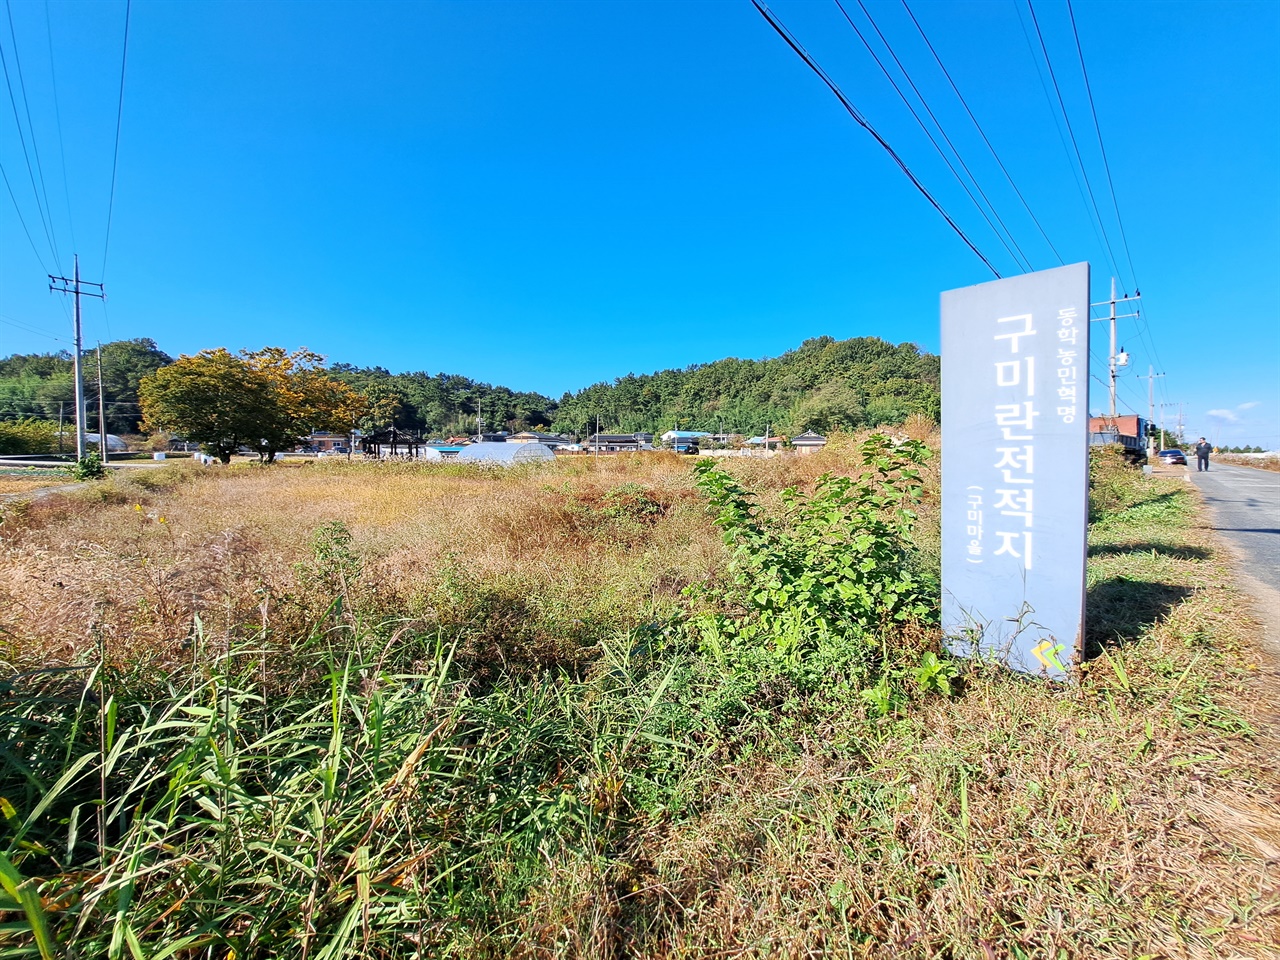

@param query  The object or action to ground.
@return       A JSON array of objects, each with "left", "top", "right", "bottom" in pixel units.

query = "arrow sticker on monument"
[{"left": 1032, "top": 640, "right": 1068, "bottom": 673}]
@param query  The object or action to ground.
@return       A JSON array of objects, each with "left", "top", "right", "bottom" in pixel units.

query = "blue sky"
[{"left": 2, "top": 0, "right": 1277, "bottom": 446}]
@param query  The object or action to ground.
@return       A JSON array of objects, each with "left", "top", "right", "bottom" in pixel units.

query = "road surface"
[{"left": 1189, "top": 463, "right": 1280, "bottom": 655}]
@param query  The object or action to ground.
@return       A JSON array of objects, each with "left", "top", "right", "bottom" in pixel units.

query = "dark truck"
[{"left": 1088, "top": 414, "right": 1150, "bottom": 465}]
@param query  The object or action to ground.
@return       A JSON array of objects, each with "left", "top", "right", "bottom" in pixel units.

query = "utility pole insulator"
[{"left": 1090, "top": 279, "right": 1143, "bottom": 420}]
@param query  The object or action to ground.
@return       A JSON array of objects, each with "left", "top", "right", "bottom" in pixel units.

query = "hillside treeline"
[
  {"left": 0, "top": 334, "right": 939, "bottom": 441},
  {"left": 549, "top": 336, "right": 940, "bottom": 437},
  {"left": 327, "top": 365, "right": 556, "bottom": 436},
  {"left": 0, "top": 339, "right": 172, "bottom": 433}
]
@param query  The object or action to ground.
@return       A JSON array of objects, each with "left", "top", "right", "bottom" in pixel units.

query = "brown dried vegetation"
[{"left": 1, "top": 439, "right": 1277, "bottom": 958}]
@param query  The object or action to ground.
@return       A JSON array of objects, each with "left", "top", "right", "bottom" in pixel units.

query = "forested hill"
[
  {"left": 549, "top": 336, "right": 939, "bottom": 438},
  {"left": 1, "top": 335, "right": 938, "bottom": 439},
  {"left": 326, "top": 364, "right": 556, "bottom": 437},
  {"left": 0, "top": 339, "right": 172, "bottom": 433}
]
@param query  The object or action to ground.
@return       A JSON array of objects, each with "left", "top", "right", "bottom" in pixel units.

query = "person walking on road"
[{"left": 1195, "top": 437, "right": 1212, "bottom": 472}]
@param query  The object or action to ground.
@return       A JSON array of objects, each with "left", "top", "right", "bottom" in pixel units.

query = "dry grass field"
[
  {"left": 0, "top": 469, "right": 61, "bottom": 497},
  {"left": 1, "top": 438, "right": 1277, "bottom": 958}
]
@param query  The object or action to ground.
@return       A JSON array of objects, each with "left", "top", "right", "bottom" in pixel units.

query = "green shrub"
[
  {"left": 688, "top": 434, "right": 936, "bottom": 689},
  {"left": 67, "top": 451, "right": 105, "bottom": 481},
  {"left": 0, "top": 418, "right": 61, "bottom": 456}
]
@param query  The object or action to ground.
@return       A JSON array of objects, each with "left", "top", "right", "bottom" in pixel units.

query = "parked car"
[{"left": 1158, "top": 449, "right": 1187, "bottom": 465}]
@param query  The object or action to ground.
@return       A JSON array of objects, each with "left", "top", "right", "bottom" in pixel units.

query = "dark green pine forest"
[
  {"left": 0, "top": 338, "right": 173, "bottom": 434},
  {"left": 1, "top": 335, "right": 939, "bottom": 440},
  {"left": 548, "top": 336, "right": 938, "bottom": 438}
]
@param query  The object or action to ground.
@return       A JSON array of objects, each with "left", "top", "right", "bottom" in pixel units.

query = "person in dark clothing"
[{"left": 1195, "top": 438, "right": 1212, "bottom": 472}]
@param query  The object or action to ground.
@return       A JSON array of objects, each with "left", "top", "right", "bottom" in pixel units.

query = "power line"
[
  {"left": 43, "top": 0, "right": 75, "bottom": 255},
  {"left": 0, "top": 16, "right": 58, "bottom": 265},
  {"left": 1089, "top": 373, "right": 1140, "bottom": 417},
  {"left": 0, "top": 312, "right": 68, "bottom": 342},
  {"left": 900, "top": 0, "right": 1064, "bottom": 266},
  {"left": 1065, "top": 0, "right": 1134, "bottom": 287},
  {"left": 4, "top": 0, "right": 59, "bottom": 265},
  {"left": 100, "top": 0, "right": 130, "bottom": 279},
  {"left": 1013, "top": 3, "right": 1110, "bottom": 276},
  {"left": 1063, "top": 3, "right": 1169, "bottom": 396},
  {"left": 1024, "top": 0, "right": 1124, "bottom": 290},
  {"left": 0, "top": 155, "right": 51, "bottom": 272},
  {"left": 751, "top": 0, "right": 1002, "bottom": 277},
  {"left": 1, "top": 399, "right": 142, "bottom": 408},
  {"left": 834, "top": 0, "right": 1034, "bottom": 273}
]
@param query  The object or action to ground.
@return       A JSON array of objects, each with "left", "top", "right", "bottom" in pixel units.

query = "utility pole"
[
  {"left": 49, "top": 255, "right": 105, "bottom": 462},
  {"left": 96, "top": 344, "right": 109, "bottom": 465},
  {"left": 1138, "top": 365, "right": 1164, "bottom": 459},
  {"left": 1090, "top": 279, "right": 1140, "bottom": 421}
]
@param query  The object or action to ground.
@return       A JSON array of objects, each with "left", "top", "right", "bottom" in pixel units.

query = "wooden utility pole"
[{"left": 49, "top": 255, "right": 105, "bottom": 462}]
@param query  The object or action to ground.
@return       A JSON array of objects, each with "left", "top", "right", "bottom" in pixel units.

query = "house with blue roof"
[{"left": 660, "top": 430, "right": 710, "bottom": 453}]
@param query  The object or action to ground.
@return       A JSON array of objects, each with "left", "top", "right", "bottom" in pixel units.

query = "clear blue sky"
[{"left": 2, "top": 0, "right": 1277, "bottom": 446}]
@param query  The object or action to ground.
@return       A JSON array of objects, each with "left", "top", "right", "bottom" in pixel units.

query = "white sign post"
[{"left": 941, "top": 263, "right": 1091, "bottom": 679}]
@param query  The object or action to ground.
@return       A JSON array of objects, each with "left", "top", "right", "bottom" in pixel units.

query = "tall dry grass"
[{"left": 0, "top": 443, "right": 893, "bottom": 679}]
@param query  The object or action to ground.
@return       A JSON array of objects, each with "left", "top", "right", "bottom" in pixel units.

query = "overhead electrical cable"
[
  {"left": 0, "top": 156, "right": 51, "bottom": 273},
  {"left": 0, "top": 312, "right": 67, "bottom": 343},
  {"left": 834, "top": 0, "right": 1034, "bottom": 273},
  {"left": 1025, "top": 0, "right": 1125, "bottom": 290},
  {"left": 43, "top": 0, "right": 75, "bottom": 254},
  {"left": 1013, "top": 2, "right": 1114, "bottom": 279},
  {"left": 100, "top": 0, "right": 130, "bottom": 279},
  {"left": 750, "top": 0, "right": 1002, "bottom": 278},
  {"left": 1065, "top": 0, "right": 1134, "bottom": 286},
  {"left": 1089, "top": 374, "right": 1140, "bottom": 417},
  {"left": 1064, "top": 0, "right": 1168, "bottom": 393},
  {"left": 841, "top": 0, "right": 1035, "bottom": 273},
  {"left": 0, "top": 26, "right": 58, "bottom": 265},
  {"left": 4, "top": 0, "right": 59, "bottom": 265},
  {"left": 900, "top": 0, "right": 1064, "bottom": 266}
]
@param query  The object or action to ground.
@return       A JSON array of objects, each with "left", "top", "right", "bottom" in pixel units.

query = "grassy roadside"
[
  {"left": 633, "top": 456, "right": 1277, "bottom": 957},
  {"left": 0, "top": 445, "right": 1276, "bottom": 957}
]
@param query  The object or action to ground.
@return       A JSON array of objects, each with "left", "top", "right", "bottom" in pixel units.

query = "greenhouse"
[{"left": 455, "top": 441, "right": 555, "bottom": 465}]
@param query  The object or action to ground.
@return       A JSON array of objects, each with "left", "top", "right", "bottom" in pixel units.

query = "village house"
[
  {"left": 302, "top": 431, "right": 350, "bottom": 454},
  {"left": 583, "top": 433, "right": 654, "bottom": 453},
  {"left": 660, "top": 430, "right": 710, "bottom": 453},
  {"left": 744, "top": 434, "right": 786, "bottom": 451},
  {"left": 508, "top": 431, "right": 571, "bottom": 449},
  {"left": 790, "top": 431, "right": 828, "bottom": 455}
]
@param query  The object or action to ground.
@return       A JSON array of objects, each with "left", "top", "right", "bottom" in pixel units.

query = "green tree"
[
  {"left": 790, "top": 381, "right": 863, "bottom": 434},
  {"left": 0, "top": 418, "right": 61, "bottom": 455},
  {"left": 139, "top": 348, "right": 366, "bottom": 463},
  {"left": 93, "top": 339, "right": 174, "bottom": 432}
]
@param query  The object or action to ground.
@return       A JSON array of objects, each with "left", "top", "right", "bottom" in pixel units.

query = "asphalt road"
[{"left": 1189, "top": 463, "right": 1280, "bottom": 654}]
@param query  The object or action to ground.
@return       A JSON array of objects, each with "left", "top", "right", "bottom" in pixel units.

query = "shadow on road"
[
  {"left": 1088, "top": 541, "right": 1211, "bottom": 561},
  {"left": 1084, "top": 576, "right": 1193, "bottom": 658}
]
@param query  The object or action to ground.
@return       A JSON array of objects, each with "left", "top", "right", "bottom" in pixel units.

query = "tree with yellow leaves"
[{"left": 140, "top": 348, "right": 367, "bottom": 463}]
